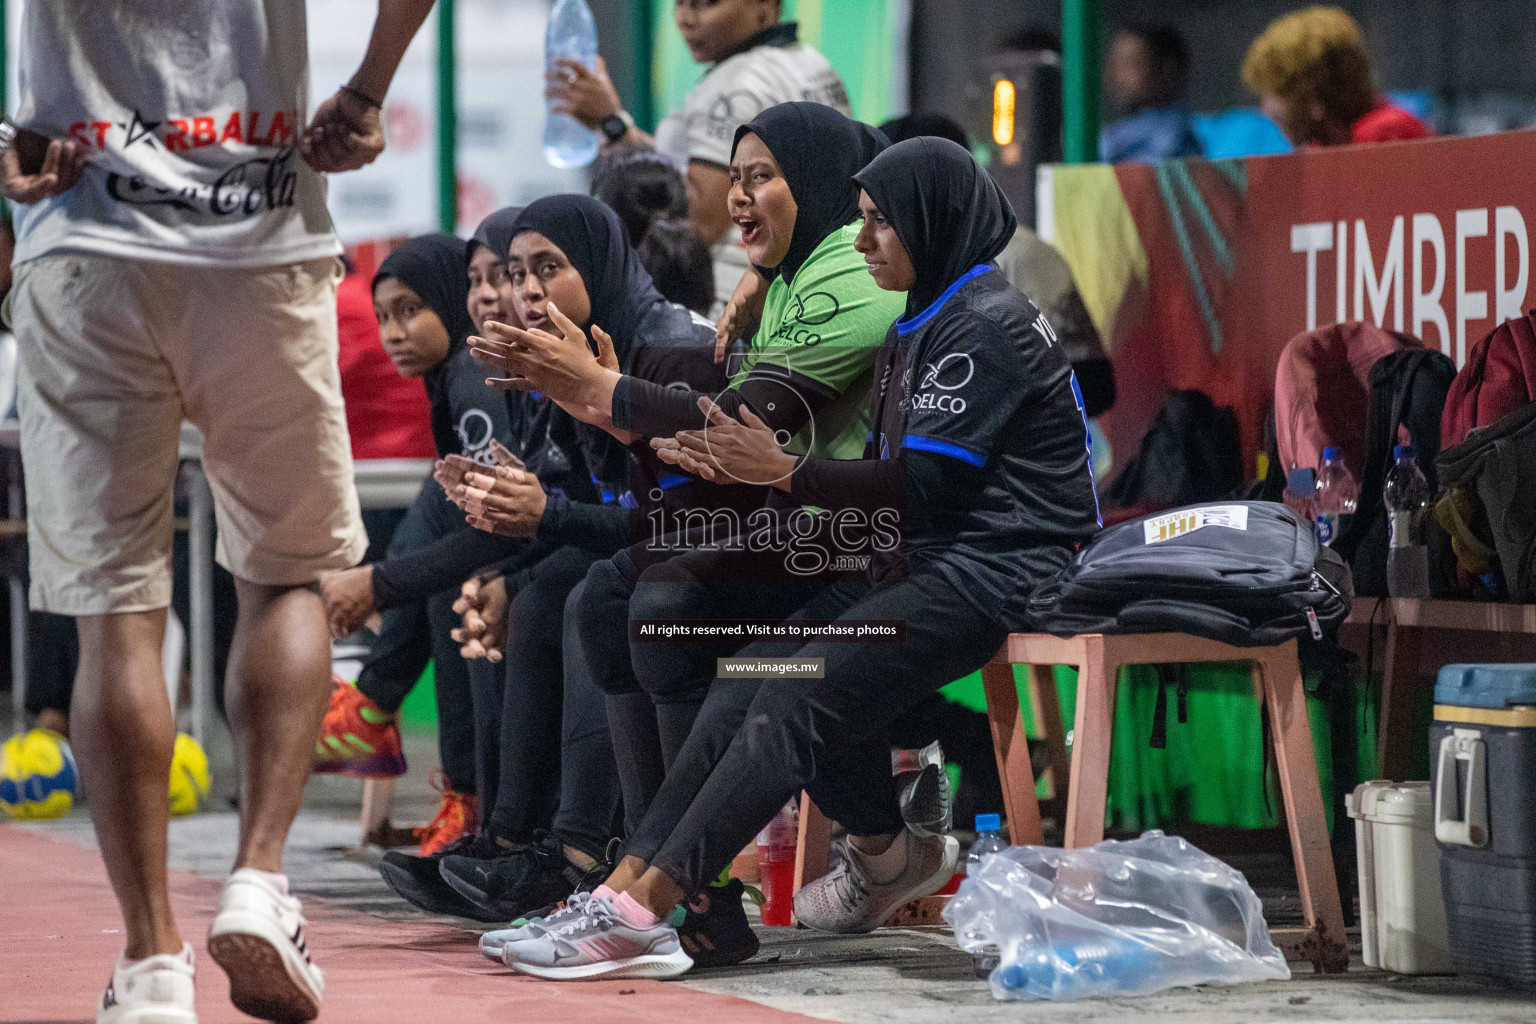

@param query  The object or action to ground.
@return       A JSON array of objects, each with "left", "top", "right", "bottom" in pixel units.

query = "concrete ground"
[{"left": 4, "top": 720, "right": 1532, "bottom": 1024}]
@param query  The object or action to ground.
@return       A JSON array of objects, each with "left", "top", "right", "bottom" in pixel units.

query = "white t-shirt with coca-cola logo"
[{"left": 12, "top": 1, "right": 341, "bottom": 267}]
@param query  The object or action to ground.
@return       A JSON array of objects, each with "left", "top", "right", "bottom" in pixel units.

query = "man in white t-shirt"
[
  {"left": 2, "top": 3, "right": 434, "bottom": 1022},
  {"left": 547, "top": 0, "right": 850, "bottom": 311}
]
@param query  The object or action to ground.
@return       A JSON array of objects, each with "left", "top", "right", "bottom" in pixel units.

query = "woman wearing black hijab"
[
  {"left": 307, "top": 227, "right": 596, "bottom": 922},
  {"left": 312, "top": 235, "right": 517, "bottom": 872},
  {"left": 454, "top": 109, "right": 905, "bottom": 957},
  {"left": 496, "top": 139, "right": 1102, "bottom": 981},
  {"left": 432, "top": 194, "right": 738, "bottom": 922}
]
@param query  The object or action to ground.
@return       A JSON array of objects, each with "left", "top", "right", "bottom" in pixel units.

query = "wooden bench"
[{"left": 1344, "top": 598, "right": 1536, "bottom": 781}]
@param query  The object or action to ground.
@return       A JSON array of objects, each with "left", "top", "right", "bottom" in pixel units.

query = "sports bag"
[
  {"left": 1027, "top": 501, "right": 1352, "bottom": 648},
  {"left": 1435, "top": 401, "right": 1536, "bottom": 601},
  {"left": 1332, "top": 347, "right": 1456, "bottom": 596},
  {"left": 1102, "top": 390, "right": 1243, "bottom": 510},
  {"left": 1440, "top": 311, "right": 1536, "bottom": 451}
]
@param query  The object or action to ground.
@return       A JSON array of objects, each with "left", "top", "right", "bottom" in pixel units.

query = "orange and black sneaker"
[
  {"left": 313, "top": 677, "right": 407, "bottom": 778},
  {"left": 415, "top": 771, "right": 478, "bottom": 857}
]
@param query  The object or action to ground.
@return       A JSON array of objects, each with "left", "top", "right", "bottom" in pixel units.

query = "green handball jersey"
[{"left": 732, "top": 223, "right": 906, "bottom": 459}]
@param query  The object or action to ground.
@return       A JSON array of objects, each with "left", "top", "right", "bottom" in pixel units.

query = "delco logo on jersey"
[
  {"left": 1143, "top": 504, "right": 1250, "bottom": 545},
  {"left": 909, "top": 353, "right": 973, "bottom": 413}
]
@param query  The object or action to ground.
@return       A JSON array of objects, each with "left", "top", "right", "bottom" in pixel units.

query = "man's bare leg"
[
  {"left": 225, "top": 580, "right": 332, "bottom": 872},
  {"left": 73, "top": 609, "right": 182, "bottom": 959}
]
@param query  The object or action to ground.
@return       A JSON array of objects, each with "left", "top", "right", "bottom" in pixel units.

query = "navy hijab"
[
  {"left": 373, "top": 233, "right": 477, "bottom": 454},
  {"left": 508, "top": 195, "right": 665, "bottom": 367},
  {"left": 852, "top": 136, "right": 1017, "bottom": 319},
  {"left": 468, "top": 205, "right": 524, "bottom": 263},
  {"left": 731, "top": 102, "right": 889, "bottom": 284}
]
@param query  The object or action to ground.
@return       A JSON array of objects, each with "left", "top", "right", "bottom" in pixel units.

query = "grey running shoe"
[
  {"left": 500, "top": 892, "right": 693, "bottom": 981},
  {"left": 478, "top": 899, "right": 574, "bottom": 961},
  {"left": 793, "top": 829, "right": 959, "bottom": 934}
]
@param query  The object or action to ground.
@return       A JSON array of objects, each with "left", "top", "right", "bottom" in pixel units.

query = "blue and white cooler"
[{"left": 1431, "top": 663, "right": 1536, "bottom": 987}]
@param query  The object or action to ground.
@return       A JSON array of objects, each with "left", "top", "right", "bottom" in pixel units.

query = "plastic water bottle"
[
  {"left": 1282, "top": 465, "right": 1317, "bottom": 524},
  {"left": 1384, "top": 444, "right": 1432, "bottom": 598},
  {"left": 993, "top": 932, "right": 1156, "bottom": 999},
  {"left": 968, "top": 814, "right": 1009, "bottom": 978},
  {"left": 1313, "top": 447, "right": 1359, "bottom": 547},
  {"left": 544, "top": 0, "right": 601, "bottom": 169},
  {"left": 755, "top": 801, "right": 798, "bottom": 926}
]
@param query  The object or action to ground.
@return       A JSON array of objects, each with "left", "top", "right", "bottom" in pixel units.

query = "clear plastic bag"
[{"left": 943, "top": 830, "right": 1291, "bottom": 1001}]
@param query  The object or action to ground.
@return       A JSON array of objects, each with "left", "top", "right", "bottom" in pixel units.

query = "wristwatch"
[{"left": 599, "top": 109, "right": 635, "bottom": 144}]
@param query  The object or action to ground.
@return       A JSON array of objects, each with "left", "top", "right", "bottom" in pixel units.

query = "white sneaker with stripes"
[
  {"left": 97, "top": 943, "right": 197, "bottom": 1024},
  {"left": 207, "top": 869, "right": 324, "bottom": 1022}
]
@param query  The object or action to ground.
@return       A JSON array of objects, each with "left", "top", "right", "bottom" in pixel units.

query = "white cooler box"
[{"left": 1345, "top": 780, "right": 1452, "bottom": 974}]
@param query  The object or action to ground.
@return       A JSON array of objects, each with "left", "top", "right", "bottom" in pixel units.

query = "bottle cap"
[
  {"left": 1322, "top": 446, "right": 1342, "bottom": 462},
  {"left": 1394, "top": 444, "right": 1416, "bottom": 460},
  {"left": 975, "top": 813, "right": 1002, "bottom": 833}
]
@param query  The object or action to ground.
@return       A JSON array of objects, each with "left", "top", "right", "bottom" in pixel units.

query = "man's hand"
[
  {"left": 301, "top": 88, "right": 386, "bottom": 172},
  {"left": 715, "top": 268, "right": 768, "bottom": 363},
  {"left": 0, "top": 130, "right": 86, "bottom": 204},
  {"left": 321, "top": 564, "right": 377, "bottom": 639},
  {"left": 452, "top": 574, "right": 508, "bottom": 662},
  {"left": 447, "top": 465, "right": 549, "bottom": 538},
  {"left": 656, "top": 397, "right": 797, "bottom": 488},
  {"left": 545, "top": 56, "right": 623, "bottom": 131}
]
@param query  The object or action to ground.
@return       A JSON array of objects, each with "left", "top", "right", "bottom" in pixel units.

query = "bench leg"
[
  {"left": 1378, "top": 622, "right": 1423, "bottom": 781},
  {"left": 1031, "top": 664, "right": 1071, "bottom": 818},
  {"left": 1258, "top": 643, "right": 1349, "bottom": 974},
  {"left": 360, "top": 777, "right": 397, "bottom": 847},
  {"left": 981, "top": 660, "right": 1045, "bottom": 846},
  {"left": 792, "top": 791, "right": 833, "bottom": 898},
  {"left": 1063, "top": 641, "right": 1115, "bottom": 849}
]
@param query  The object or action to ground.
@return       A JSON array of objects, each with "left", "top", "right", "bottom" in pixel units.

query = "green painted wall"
[{"left": 650, "top": 0, "right": 904, "bottom": 128}]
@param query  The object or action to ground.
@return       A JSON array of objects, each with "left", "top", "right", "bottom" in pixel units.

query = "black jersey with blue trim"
[{"left": 869, "top": 264, "right": 1101, "bottom": 621}]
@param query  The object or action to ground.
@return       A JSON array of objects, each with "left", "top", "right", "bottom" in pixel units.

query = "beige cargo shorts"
[{"left": 12, "top": 252, "right": 368, "bottom": 615}]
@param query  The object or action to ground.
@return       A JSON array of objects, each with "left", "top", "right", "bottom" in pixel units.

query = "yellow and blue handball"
[
  {"left": 0, "top": 728, "right": 79, "bottom": 820},
  {"left": 168, "top": 732, "right": 211, "bottom": 817}
]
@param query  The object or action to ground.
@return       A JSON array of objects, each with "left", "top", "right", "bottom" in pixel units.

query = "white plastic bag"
[{"left": 943, "top": 830, "right": 1291, "bottom": 1001}]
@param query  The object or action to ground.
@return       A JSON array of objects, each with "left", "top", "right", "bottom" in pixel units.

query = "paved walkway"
[{"left": 4, "top": 726, "right": 1531, "bottom": 1023}]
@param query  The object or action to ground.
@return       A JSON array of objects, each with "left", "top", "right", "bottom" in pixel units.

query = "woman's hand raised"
[{"left": 469, "top": 302, "right": 603, "bottom": 401}]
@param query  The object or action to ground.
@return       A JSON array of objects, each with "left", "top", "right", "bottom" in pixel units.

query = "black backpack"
[
  {"left": 1333, "top": 348, "right": 1456, "bottom": 596},
  {"left": 1027, "top": 501, "right": 1352, "bottom": 647},
  {"left": 1102, "top": 389, "right": 1243, "bottom": 509}
]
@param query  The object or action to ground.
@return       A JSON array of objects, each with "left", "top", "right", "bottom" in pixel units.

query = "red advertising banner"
[{"left": 1042, "top": 129, "right": 1536, "bottom": 471}]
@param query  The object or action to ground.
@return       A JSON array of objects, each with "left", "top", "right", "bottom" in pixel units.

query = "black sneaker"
[
  {"left": 897, "top": 743, "right": 953, "bottom": 838},
  {"left": 438, "top": 830, "right": 605, "bottom": 921},
  {"left": 677, "top": 877, "right": 760, "bottom": 969},
  {"left": 379, "top": 833, "right": 504, "bottom": 922}
]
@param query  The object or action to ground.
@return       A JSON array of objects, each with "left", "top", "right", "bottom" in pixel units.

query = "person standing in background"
[
  {"left": 1099, "top": 23, "right": 1203, "bottom": 163},
  {"left": 1242, "top": 5, "right": 1429, "bottom": 148},
  {"left": 1, "top": 2, "right": 436, "bottom": 1021},
  {"left": 544, "top": 0, "right": 850, "bottom": 313}
]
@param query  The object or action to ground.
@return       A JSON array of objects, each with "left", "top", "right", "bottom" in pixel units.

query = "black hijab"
[
  {"left": 731, "top": 102, "right": 889, "bottom": 284},
  {"left": 373, "top": 233, "right": 477, "bottom": 453},
  {"left": 372, "top": 232, "right": 475, "bottom": 363},
  {"left": 509, "top": 195, "right": 664, "bottom": 366},
  {"left": 853, "top": 136, "right": 1018, "bottom": 318},
  {"left": 468, "top": 206, "right": 524, "bottom": 261}
]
